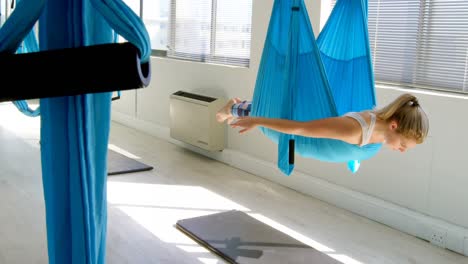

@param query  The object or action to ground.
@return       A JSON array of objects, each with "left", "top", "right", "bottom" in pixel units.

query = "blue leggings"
[{"left": 231, "top": 101, "right": 252, "bottom": 117}]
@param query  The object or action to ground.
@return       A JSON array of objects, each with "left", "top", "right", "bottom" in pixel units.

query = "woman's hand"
[{"left": 230, "top": 117, "right": 259, "bottom": 134}]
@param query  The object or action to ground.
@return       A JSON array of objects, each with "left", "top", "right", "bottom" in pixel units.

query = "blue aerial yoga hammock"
[
  {"left": 13, "top": 23, "right": 41, "bottom": 117},
  {"left": 251, "top": 0, "right": 382, "bottom": 176},
  {"left": 0, "top": 1, "right": 150, "bottom": 264}
]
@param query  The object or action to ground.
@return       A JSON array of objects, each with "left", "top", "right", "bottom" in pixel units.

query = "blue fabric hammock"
[
  {"left": 13, "top": 25, "right": 41, "bottom": 117},
  {"left": 0, "top": 1, "right": 150, "bottom": 264},
  {"left": 251, "top": 0, "right": 382, "bottom": 176}
]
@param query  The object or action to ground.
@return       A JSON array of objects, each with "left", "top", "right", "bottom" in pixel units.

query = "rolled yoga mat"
[
  {"left": 176, "top": 210, "right": 341, "bottom": 264},
  {"left": 0, "top": 42, "right": 151, "bottom": 102}
]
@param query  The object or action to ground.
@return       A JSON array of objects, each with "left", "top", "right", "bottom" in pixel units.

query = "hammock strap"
[{"left": 278, "top": 0, "right": 301, "bottom": 176}]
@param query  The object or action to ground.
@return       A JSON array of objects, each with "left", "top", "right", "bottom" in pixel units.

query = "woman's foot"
[{"left": 216, "top": 98, "right": 241, "bottom": 123}]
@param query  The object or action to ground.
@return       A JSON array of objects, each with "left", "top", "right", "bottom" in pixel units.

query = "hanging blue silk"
[
  {"left": 13, "top": 20, "right": 41, "bottom": 117},
  {"left": 251, "top": 0, "right": 381, "bottom": 176},
  {"left": 0, "top": 1, "right": 150, "bottom": 264},
  {"left": 317, "top": 0, "right": 378, "bottom": 173},
  {"left": 13, "top": 99, "right": 41, "bottom": 117},
  {"left": 317, "top": 0, "right": 375, "bottom": 115},
  {"left": 0, "top": 0, "right": 44, "bottom": 53}
]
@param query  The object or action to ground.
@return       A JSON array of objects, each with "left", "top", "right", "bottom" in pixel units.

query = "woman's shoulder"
[
  {"left": 343, "top": 110, "right": 374, "bottom": 119},
  {"left": 359, "top": 110, "right": 376, "bottom": 117},
  {"left": 342, "top": 110, "right": 376, "bottom": 130}
]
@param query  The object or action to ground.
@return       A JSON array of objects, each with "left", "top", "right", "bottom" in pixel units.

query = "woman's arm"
[{"left": 230, "top": 116, "right": 361, "bottom": 144}]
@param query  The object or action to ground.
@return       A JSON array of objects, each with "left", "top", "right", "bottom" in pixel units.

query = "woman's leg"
[{"left": 216, "top": 98, "right": 252, "bottom": 123}]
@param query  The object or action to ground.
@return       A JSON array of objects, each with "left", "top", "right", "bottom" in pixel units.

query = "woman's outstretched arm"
[{"left": 230, "top": 116, "right": 361, "bottom": 144}]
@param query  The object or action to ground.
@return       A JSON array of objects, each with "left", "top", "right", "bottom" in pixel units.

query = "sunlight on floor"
[
  {"left": 248, "top": 213, "right": 334, "bottom": 252},
  {"left": 177, "top": 245, "right": 210, "bottom": 253},
  {"left": 107, "top": 182, "right": 249, "bottom": 211},
  {"left": 197, "top": 258, "right": 219, "bottom": 264},
  {"left": 108, "top": 144, "right": 141, "bottom": 159},
  {"left": 108, "top": 181, "right": 365, "bottom": 264}
]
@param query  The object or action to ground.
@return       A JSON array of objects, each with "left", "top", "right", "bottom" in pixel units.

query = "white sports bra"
[{"left": 344, "top": 112, "right": 376, "bottom": 147}]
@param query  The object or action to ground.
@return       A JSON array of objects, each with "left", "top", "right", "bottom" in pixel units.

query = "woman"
[{"left": 216, "top": 93, "right": 429, "bottom": 152}]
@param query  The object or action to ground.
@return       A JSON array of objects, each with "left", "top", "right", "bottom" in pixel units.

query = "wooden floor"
[{"left": 0, "top": 103, "right": 467, "bottom": 264}]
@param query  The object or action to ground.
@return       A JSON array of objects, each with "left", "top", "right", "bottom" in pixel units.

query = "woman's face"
[{"left": 384, "top": 121, "right": 417, "bottom": 152}]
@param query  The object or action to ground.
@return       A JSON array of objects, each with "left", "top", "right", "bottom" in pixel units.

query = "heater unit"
[{"left": 170, "top": 91, "right": 226, "bottom": 151}]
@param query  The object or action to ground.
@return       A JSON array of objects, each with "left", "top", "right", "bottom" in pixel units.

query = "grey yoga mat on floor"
[
  {"left": 176, "top": 210, "right": 341, "bottom": 264},
  {"left": 107, "top": 149, "right": 153, "bottom": 175}
]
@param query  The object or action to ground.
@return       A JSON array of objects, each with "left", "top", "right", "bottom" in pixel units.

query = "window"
[
  {"left": 329, "top": 0, "right": 468, "bottom": 93},
  {"left": 123, "top": 0, "right": 253, "bottom": 67},
  {"left": 143, "top": 0, "right": 170, "bottom": 51},
  {"left": 167, "top": 0, "right": 253, "bottom": 67}
]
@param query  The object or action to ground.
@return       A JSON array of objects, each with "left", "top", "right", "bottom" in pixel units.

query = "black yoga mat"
[
  {"left": 176, "top": 210, "right": 341, "bottom": 264},
  {"left": 107, "top": 149, "right": 153, "bottom": 176},
  {"left": 0, "top": 42, "right": 151, "bottom": 103}
]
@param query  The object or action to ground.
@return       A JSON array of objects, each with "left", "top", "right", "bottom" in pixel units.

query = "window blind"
[
  {"left": 330, "top": 0, "right": 468, "bottom": 93},
  {"left": 168, "top": 0, "right": 253, "bottom": 67}
]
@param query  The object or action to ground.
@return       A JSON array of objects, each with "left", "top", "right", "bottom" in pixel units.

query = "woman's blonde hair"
[{"left": 375, "top": 93, "right": 429, "bottom": 144}]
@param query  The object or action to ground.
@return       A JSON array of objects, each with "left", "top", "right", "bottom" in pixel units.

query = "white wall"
[{"left": 112, "top": 0, "right": 468, "bottom": 254}]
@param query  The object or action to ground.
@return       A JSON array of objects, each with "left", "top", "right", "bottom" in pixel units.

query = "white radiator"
[{"left": 170, "top": 91, "right": 226, "bottom": 151}]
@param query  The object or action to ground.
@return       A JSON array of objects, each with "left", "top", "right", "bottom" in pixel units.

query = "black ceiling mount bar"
[{"left": 0, "top": 42, "right": 151, "bottom": 102}]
